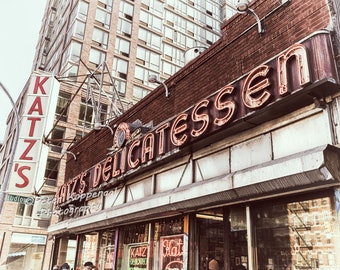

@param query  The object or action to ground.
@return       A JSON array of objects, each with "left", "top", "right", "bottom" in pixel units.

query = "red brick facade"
[{"left": 65, "top": 0, "right": 336, "bottom": 179}]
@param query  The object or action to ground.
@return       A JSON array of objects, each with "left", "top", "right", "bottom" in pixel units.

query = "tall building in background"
[
  {"left": 32, "top": 0, "right": 230, "bottom": 191},
  {"left": 0, "top": 0, "right": 244, "bottom": 269}
]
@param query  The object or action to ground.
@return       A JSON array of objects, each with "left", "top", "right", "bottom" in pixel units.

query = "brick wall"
[{"left": 65, "top": 0, "right": 335, "bottom": 179}]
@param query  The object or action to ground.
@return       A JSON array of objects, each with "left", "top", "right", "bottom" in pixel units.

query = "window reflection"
[{"left": 253, "top": 196, "right": 339, "bottom": 270}]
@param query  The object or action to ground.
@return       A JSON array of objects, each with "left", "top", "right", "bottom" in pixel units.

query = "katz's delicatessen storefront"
[
  {"left": 49, "top": 30, "right": 340, "bottom": 270},
  {"left": 48, "top": 29, "right": 340, "bottom": 270}
]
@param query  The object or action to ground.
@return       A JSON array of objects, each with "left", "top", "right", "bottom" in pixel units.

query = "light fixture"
[
  {"left": 183, "top": 46, "right": 208, "bottom": 63},
  {"left": 94, "top": 121, "right": 114, "bottom": 134},
  {"left": 236, "top": 0, "right": 249, "bottom": 12},
  {"left": 62, "top": 149, "right": 77, "bottom": 160},
  {"left": 236, "top": 0, "right": 264, "bottom": 34},
  {"left": 148, "top": 75, "right": 169, "bottom": 98}
]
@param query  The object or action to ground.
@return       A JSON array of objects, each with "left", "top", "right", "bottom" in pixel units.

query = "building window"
[
  {"left": 162, "top": 60, "right": 179, "bottom": 76},
  {"left": 98, "top": 0, "right": 112, "bottom": 11},
  {"left": 134, "top": 66, "right": 155, "bottom": 85},
  {"left": 78, "top": 97, "right": 108, "bottom": 128},
  {"left": 115, "top": 37, "right": 130, "bottom": 57},
  {"left": 60, "top": 63, "right": 79, "bottom": 81},
  {"left": 112, "top": 79, "right": 127, "bottom": 96},
  {"left": 112, "top": 57, "right": 128, "bottom": 80},
  {"left": 7, "top": 233, "right": 46, "bottom": 269},
  {"left": 49, "top": 126, "right": 66, "bottom": 153},
  {"left": 163, "top": 43, "right": 184, "bottom": 66},
  {"left": 138, "top": 28, "right": 161, "bottom": 50},
  {"left": 14, "top": 203, "right": 33, "bottom": 226},
  {"left": 56, "top": 91, "right": 71, "bottom": 122},
  {"left": 67, "top": 19, "right": 85, "bottom": 40},
  {"left": 141, "top": 0, "right": 163, "bottom": 17},
  {"left": 89, "top": 48, "right": 106, "bottom": 67},
  {"left": 117, "top": 18, "right": 132, "bottom": 37},
  {"left": 78, "top": 0, "right": 89, "bottom": 20},
  {"left": 44, "top": 158, "right": 60, "bottom": 187},
  {"left": 119, "top": 1, "right": 134, "bottom": 21},
  {"left": 95, "top": 8, "right": 111, "bottom": 29},
  {"left": 140, "top": 10, "right": 162, "bottom": 32},
  {"left": 92, "top": 27, "right": 109, "bottom": 49},
  {"left": 133, "top": 85, "right": 150, "bottom": 99},
  {"left": 136, "top": 46, "right": 160, "bottom": 71},
  {"left": 76, "top": 233, "right": 99, "bottom": 269},
  {"left": 62, "top": 41, "right": 82, "bottom": 64}
]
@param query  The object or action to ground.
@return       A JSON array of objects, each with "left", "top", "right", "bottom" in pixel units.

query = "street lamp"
[
  {"left": 236, "top": 0, "right": 264, "bottom": 34},
  {"left": 148, "top": 75, "right": 169, "bottom": 98},
  {"left": 0, "top": 82, "right": 20, "bottom": 214}
]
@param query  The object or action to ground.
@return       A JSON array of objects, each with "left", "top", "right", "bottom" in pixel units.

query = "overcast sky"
[{"left": 0, "top": 1, "right": 47, "bottom": 140}]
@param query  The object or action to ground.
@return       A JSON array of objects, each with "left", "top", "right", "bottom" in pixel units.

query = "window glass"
[
  {"left": 136, "top": 46, "right": 160, "bottom": 71},
  {"left": 140, "top": 10, "right": 162, "bottom": 31},
  {"left": 62, "top": 41, "right": 82, "bottom": 64},
  {"left": 95, "top": 8, "right": 111, "bottom": 29},
  {"left": 112, "top": 58, "right": 128, "bottom": 80},
  {"left": 98, "top": 229, "right": 116, "bottom": 270},
  {"left": 92, "top": 27, "right": 109, "bottom": 49},
  {"left": 89, "top": 48, "right": 106, "bottom": 66},
  {"left": 115, "top": 38, "right": 130, "bottom": 57},
  {"left": 56, "top": 91, "right": 71, "bottom": 121},
  {"left": 138, "top": 28, "right": 161, "bottom": 50},
  {"left": 134, "top": 66, "right": 155, "bottom": 85},
  {"left": 78, "top": 97, "right": 108, "bottom": 128},
  {"left": 7, "top": 233, "right": 46, "bottom": 270},
  {"left": 50, "top": 126, "right": 66, "bottom": 153},
  {"left": 253, "top": 195, "right": 339, "bottom": 270},
  {"left": 117, "top": 18, "right": 132, "bottom": 37},
  {"left": 44, "top": 158, "right": 60, "bottom": 186},
  {"left": 133, "top": 85, "right": 150, "bottom": 99},
  {"left": 76, "top": 233, "right": 98, "bottom": 269},
  {"left": 197, "top": 207, "right": 248, "bottom": 270},
  {"left": 113, "top": 79, "right": 127, "bottom": 96},
  {"left": 120, "top": 1, "right": 134, "bottom": 20},
  {"left": 98, "top": 0, "right": 113, "bottom": 11}
]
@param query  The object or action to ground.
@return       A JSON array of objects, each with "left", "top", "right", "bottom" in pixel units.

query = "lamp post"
[
  {"left": 0, "top": 82, "right": 20, "bottom": 215},
  {"left": 236, "top": 0, "right": 264, "bottom": 34},
  {"left": 148, "top": 75, "right": 169, "bottom": 98}
]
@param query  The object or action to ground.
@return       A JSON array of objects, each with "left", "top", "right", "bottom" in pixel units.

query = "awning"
[
  {"left": 49, "top": 144, "right": 340, "bottom": 235},
  {"left": 7, "top": 251, "right": 26, "bottom": 257}
]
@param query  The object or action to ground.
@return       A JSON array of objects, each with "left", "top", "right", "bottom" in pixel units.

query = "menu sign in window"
[
  {"left": 128, "top": 243, "right": 148, "bottom": 270},
  {"left": 160, "top": 234, "right": 187, "bottom": 270}
]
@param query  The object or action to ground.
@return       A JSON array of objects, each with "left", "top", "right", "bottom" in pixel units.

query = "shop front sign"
[
  {"left": 8, "top": 74, "right": 59, "bottom": 194},
  {"left": 55, "top": 32, "right": 339, "bottom": 205},
  {"left": 160, "top": 234, "right": 187, "bottom": 270},
  {"left": 128, "top": 244, "right": 148, "bottom": 270}
]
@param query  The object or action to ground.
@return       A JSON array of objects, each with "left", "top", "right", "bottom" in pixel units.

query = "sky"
[{"left": 0, "top": 1, "right": 47, "bottom": 140}]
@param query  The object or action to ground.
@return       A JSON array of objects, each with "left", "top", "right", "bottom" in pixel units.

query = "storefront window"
[
  {"left": 56, "top": 193, "right": 340, "bottom": 270},
  {"left": 196, "top": 207, "right": 248, "bottom": 270},
  {"left": 253, "top": 194, "right": 340, "bottom": 270},
  {"left": 98, "top": 229, "right": 116, "bottom": 270},
  {"left": 229, "top": 208, "right": 248, "bottom": 270},
  {"left": 117, "top": 223, "right": 149, "bottom": 269},
  {"left": 7, "top": 233, "right": 46, "bottom": 270},
  {"left": 196, "top": 210, "right": 225, "bottom": 270},
  {"left": 76, "top": 232, "right": 99, "bottom": 269},
  {"left": 116, "top": 217, "right": 185, "bottom": 270}
]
